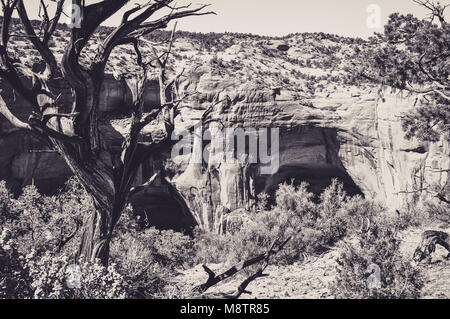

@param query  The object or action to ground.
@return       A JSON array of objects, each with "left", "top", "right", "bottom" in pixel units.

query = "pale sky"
[{"left": 13, "top": 0, "right": 450, "bottom": 38}]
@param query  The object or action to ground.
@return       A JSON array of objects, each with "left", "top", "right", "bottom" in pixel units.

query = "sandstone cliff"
[
  {"left": 0, "top": 28, "right": 448, "bottom": 232},
  {"left": 171, "top": 86, "right": 449, "bottom": 231},
  {"left": 1, "top": 76, "right": 448, "bottom": 232}
]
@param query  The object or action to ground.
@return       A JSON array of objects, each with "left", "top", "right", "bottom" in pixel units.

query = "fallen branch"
[{"left": 194, "top": 236, "right": 291, "bottom": 296}]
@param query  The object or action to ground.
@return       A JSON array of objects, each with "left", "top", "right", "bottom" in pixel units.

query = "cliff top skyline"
[{"left": 10, "top": 0, "right": 448, "bottom": 38}]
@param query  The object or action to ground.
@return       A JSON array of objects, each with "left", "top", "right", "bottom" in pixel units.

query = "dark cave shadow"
[{"left": 253, "top": 126, "right": 365, "bottom": 205}]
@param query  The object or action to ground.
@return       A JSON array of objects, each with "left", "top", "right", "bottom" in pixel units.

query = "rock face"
[
  {"left": 1, "top": 77, "right": 448, "bottom": 232},
  {"left": 0, "top": 75, "right": 160, "bottom": 194},
  {"left": 0, "top": 131, "right": 72, "bottom": 194},
  {"left": 171, "top": 87, "right": 449, "bottom": 231}
]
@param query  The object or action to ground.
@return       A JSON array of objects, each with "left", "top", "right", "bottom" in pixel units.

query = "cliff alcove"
[{"left": 253, "top": 126, "right": 364, "bottom": 203}]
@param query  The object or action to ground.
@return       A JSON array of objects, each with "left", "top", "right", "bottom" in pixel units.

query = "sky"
[{"left": 14, "top": 0, "right": 450, "bottom": 38}]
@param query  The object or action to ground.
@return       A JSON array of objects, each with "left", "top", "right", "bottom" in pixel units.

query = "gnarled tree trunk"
[{"left": 0, "top": 0, "right": 214, "bottom": 267}]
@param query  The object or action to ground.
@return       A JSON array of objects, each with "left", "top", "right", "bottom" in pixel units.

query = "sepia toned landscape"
[{"left": 0, "top": 0, "right": 448, "bottom": 300}]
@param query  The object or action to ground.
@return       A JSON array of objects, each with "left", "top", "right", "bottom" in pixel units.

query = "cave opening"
[
  {"left": 130, "top": 185, "right": 197, "bottom": 235},
  {"left": 251, "top": 126, "right": 365, "bottom": 206}
]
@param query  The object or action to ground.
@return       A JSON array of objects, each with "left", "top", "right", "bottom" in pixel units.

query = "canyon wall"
[
  {"left": 1, "top": 76, "right": 448, "bottom": 232},
  {"left": 0, "top": 75, "right": 160, "bottom": 194},
  {"left": 172, "top": 87, "right": 449, "bottom": 231}
]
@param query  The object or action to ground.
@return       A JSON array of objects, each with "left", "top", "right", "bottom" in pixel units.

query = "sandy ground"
[
  {"left": 176, "top": 224, "right": 450, "bottom": 299},
  {"left": 398, "top": 223, "right": 450, "bottom": 299}
]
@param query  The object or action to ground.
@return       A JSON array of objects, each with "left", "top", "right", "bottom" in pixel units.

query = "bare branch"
[
  {"left": 413, "top": 0, "right": 448, "bottom": 25},
  {"left": 42, "top": 112, "right": 80, "bottom": 125},
  {"left": 122, "top": 1, "right": 152, "bottom": 24},
  {"left": 57, "top": 218, "right": 81, "bottom": 252},
  {"left": 44, "top": 0, "right": 66, "bottom": 44},
  {"left": 217, "top": 270, "right": 269, "bottom": 299},
  {"left": 194, "top": 237, "right": 291, "bottom": 294},
  {"left": 1, "top": 89, "right": 82, "bottom": 145},
  {"left": 0, "top": 0, "right": 18, "bottom": 46},
  {"left": 416, "top": 53, "right": 450, "bottom": 100},
  {"left": 16, "top": 0, "right": 59, "bottom": 77},
  {"left": 28, "top": 114, "right": 84, "bottom": 144},
  {"left": 38, "top": 0, "right": 50, "bottom": 36},
  {"left": 435, "top": 193, "right": 450, "bottom": 205},
  {"left": 130, "top": 4, "right": 215, "bottom": 38},
  {"left": 405, "top": 81, "right": 450, "bottom": 101},
  {"left": 129, "top": 172, "right": 159, "bottom": 196},
  {"left": 0, "top": 0, "right": 41, "bottom": 107},
  {"left": 162, "top": 21, "right": 177, "bottom": 68},
  {"left": 60, "top": 0, "right": 130, "bottom": 144},
  {"left": 0, "top": 92, "right": 32, "bottom": 131},
  {"left": 94, "top": 0, "right": 214, "bottom": 71}
]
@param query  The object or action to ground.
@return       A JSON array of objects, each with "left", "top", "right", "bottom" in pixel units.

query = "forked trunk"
[{"left": 0, "top": 0, "right": 214, "bottom": 270}]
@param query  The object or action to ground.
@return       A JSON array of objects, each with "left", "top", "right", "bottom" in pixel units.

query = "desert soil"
[{"left": 176, "top": 224, "right": 450, "bottom": 299}]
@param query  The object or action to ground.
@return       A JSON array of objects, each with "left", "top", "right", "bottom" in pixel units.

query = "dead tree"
[
  {"left": 194, "top": 237, "right": 291, "bottom": 299},
  {"left": 413, "top": 0, "right": 449, "bottom": 26},
  {"left": 0, "top": 0, "right": 214, "bottom": 265}
]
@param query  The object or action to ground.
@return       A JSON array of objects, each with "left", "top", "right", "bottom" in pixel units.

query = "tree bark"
[{"left": 78, "top": 207, "right": 111, "bottom": 266}]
